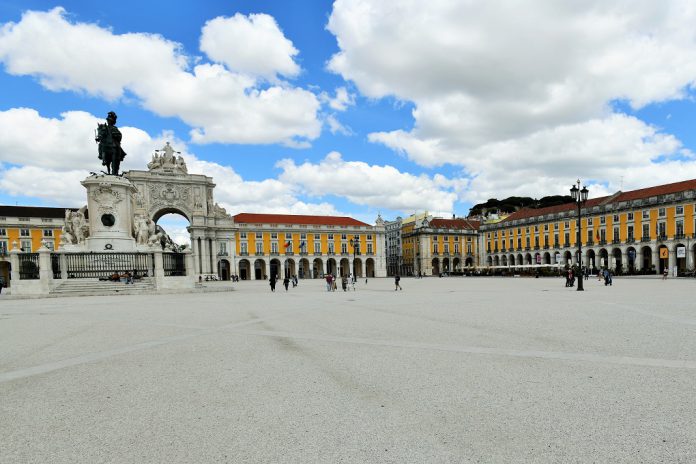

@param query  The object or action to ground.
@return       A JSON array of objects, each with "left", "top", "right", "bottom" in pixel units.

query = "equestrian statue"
[{"left": 95, "top": 111, "right": 127, "bottom": 175}]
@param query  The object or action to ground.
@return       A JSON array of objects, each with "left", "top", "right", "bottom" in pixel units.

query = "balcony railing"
[
  {"left": 625, "top": 237, "right": 634, "bottom": 244},
  {"left": 598, "top": 240, "right": 607, "bottom": 245},
  {"left": 270, "top": 252, "right": 279, "bottom": 256},
  {"left": 563, "top": 243, "right": 570, "bottom": 248},
  {"left": 543, "top": 245, "right": 549, "bottom": 250},
  {"left": 238, "top": 251, "right": 248, "bottom": 256},
  {"left": 641, "top": 236, "right": 651, "bottom": 242},
  {"left": 285, "top": 251, "right": 294, "bottom": 256},
  {"left": 657, "top": 235, "right": 667, "bottom": 241},
  {"left": 675, "top": 233, "right": 685, "bottom": 240}
]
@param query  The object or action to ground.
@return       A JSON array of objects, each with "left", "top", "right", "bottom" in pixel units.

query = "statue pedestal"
[{"left": 81, "top": 174, "right": 137, "bottom": 252}]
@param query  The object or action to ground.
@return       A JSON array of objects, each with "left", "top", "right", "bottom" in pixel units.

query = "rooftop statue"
[
  {"left": 95, "top": 111, "right": 127, "bottom": 176},
  {"left": 148, "top": 142, "right": 188, "bottom": 173}
]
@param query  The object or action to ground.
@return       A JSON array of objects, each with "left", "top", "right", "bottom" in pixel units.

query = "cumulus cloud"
[
  {"left": 320, "top": 86, "right": 355, "bottom": 111},
  {"left": 277, "top": 151, "right": 460, "bottom": 213},
  {"left": 0, "top": 8, "right": 320, "bottom": 146},
  {"left": 200, "top": 13, "right": 300, "bottom": 79},
  {"left": 328, "top": 0, "right": 696, "bottom": 201},
  {"left": 0, "top": 107, "right": 344, "bottom": 215},
  {"left": 0, "top": 108, "right": 153, "bottom": 170}
]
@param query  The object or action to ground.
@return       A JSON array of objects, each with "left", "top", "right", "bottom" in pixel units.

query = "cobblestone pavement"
[{"left": 1, "top": 276, "right": 695, "bottom": 463}]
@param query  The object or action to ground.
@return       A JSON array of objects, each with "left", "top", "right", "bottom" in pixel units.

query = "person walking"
[
  {"left": 663, "top": 267, "right": 669, "bottom": 280},
  {"left": 332, "top": 274, "right": 338, "bottom": 291},
  {"left": 325, "top": 274, "right": 332, "bottom": 292},
  {"left": 269, "top": 274, "right": 276, "bottom": 292},
  {"left": 283, "top": 275, "right": 290, "bottom": 291},
  {"left": 395, "top": 274, "right": 402, "bottom": 291},
  {"left": 341, "top": 275, "right": 348, "bottom": 291}
]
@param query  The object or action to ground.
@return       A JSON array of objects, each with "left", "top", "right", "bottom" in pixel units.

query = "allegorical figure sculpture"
[
  {"left": 61, "top": 208, "right": 90, "bottom": 245},
  {"left": 95, "top": 111, "right": 127, "bottom": 176}
]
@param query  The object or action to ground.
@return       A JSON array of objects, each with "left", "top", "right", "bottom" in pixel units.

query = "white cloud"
[
  {"left": 0, "top": 108, "right": 154, "bottom": 171},
  {"left": 326, "top": 114, "right": 352, "bottom": 135},
  {"left": 328, "top": 0, "right": 696, "bottom": 201},
  {"left": 0, "top": 107, "right": 344, "bottom": 215},
  {"left": 0, "top": 8, "right": 320, "bottom": 146},
  {"left": 200, "top": 13, "right": 300, "bottom": 79},
  {"left": 320, "top": 86, "right": 355, "bottom": 111},
  {"left": 277, "top": 151, "right": 459, "bottom": 213},
  {"left": 0, "top": 166, "right": 89, "bottom": 206}
]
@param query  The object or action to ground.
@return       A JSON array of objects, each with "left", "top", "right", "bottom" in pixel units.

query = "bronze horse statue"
[{"left": 96, "top": 111, "right": 127, "bottom": 175}]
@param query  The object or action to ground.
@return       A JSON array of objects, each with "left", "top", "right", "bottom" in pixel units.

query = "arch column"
[
  {"left": 669, "top": 247, "right": 676, "bottom": 275},
  {"left": 621, "top": 248, "right": 628, "bottom": 272},
  {"left": 635, "top": 249, "right": 642, "bottom": 271}
]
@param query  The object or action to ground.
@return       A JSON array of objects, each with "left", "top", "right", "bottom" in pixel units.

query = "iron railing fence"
[
  {"left": 65, "top": 252, "right": 154, "bottom": 279},
  {"left": 163, "top": 252, "right": 186, "bottom": 276},
  {"left": 19, "top": 253, "right": 40, "bottom": 280},
  {"left": 51, "top": 253, "right": 61, "bottom": 279}
]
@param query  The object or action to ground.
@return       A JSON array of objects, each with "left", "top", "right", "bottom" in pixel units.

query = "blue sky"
[{"left": 1, "top": 1, "right": 696, "bottom": 230}]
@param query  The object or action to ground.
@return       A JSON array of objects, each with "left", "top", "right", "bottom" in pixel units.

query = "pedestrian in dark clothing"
[
  {"left": 269, "top": 275, "right": 276, "bottom": 292},
  {"left": 341, "top": 275, "right": 348, "bottom": 291},
  {"left": 283, "top": 276, "right": 290, "bottom": 291},
  {"left": 395, "top": 275, "right": 402, "bottom": 291}
]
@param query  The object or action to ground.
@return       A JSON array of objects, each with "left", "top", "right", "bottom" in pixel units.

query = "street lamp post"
[
  {"left": 570, "top": 180, "right": 589, "bottom": 291},
  {"left": 350, "top": 236, "right": 360, "bottom": 280}
]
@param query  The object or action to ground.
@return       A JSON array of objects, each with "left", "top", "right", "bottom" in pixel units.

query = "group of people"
[
  {"left": 564, "top": 268, "right": 614, "bottom": 287},
  {"left": 564, "top": 269, "right": 576, "bottom": 287},
  {"left": 324, "top": 273, "right": 357, "bottom": 292},
  {"left": 108, "top": 271, "right": 137, "bottom": 284},
  {"left": 269, "top": 274, "right": 299, "bottom": 292},
  {"left": 599, "top": 268, "right": 613, "bottom": 286}
]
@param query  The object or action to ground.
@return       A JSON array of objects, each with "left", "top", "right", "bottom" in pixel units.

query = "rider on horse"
[{"left": 96, "top": 111, "right": 127, "bottom": 175}]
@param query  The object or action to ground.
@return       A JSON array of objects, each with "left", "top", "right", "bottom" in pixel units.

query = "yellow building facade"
[
  {"left": 0, "top": 206, "right": 69, "bottom": 286},
  {"left": 232, "top": 213, "right": 387, "bottom": 280},
  {"left": 481, "top": 180, "right": 696, "bottom": 274},
  {"left": 401, "top": 216, "right": 480, "bottom": 276}
]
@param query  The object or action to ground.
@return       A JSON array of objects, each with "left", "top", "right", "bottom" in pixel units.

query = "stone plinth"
[{"left": 81, "top": 175, "right": 137, "bottom": 252}]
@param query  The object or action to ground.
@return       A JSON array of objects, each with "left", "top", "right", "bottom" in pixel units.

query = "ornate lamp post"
[
  {"left": 570, "top": 180, "right": 589, "bottom": 291},
  {"left": 349, "top": 236, "right": 360, "bottom": 279}
]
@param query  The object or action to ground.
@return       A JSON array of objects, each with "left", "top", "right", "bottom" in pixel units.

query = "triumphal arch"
[{"left": 124, "top": 142, "right": 235, "bottom": 276}]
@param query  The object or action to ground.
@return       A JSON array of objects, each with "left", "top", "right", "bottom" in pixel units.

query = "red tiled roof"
[
  {"left": 499, "top": 177, "right": 696, "bottom": 224},
  {"left": 613, "top": 178, "right": 696, "bottom": 202},
  {"left": 233, "top": 213, "right": 370, "bottom": 227},
  {"left": 501, "top": 197, "right": 608, "bottom": 222},
  {"left": 429, "top": 218, "right": 480, "bottom": 230}
]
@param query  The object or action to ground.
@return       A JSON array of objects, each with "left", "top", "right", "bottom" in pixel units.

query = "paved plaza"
[{"left": 1, "top": 276, "right": 695, "bottom": 463}]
